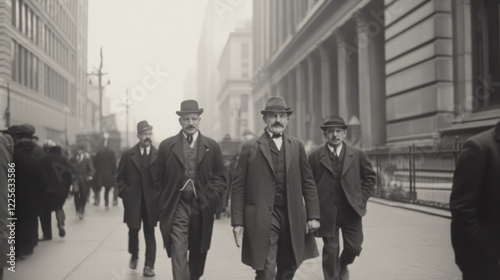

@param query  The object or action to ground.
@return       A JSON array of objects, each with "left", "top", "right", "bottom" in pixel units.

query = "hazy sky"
[{"left": 87, "top": 0, "right": 208, "bottom": 141}]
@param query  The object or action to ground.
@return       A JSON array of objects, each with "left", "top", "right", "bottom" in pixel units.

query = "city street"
[{"left": 4, "top": 196, "right": 461, "bottom": 280}]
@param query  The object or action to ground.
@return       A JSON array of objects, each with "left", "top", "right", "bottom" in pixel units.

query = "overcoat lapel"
[
  {"left": 131, "top": 145, "right": 142, "bottom": 171},
  {"left": 150, "top": 146, "right": 158, "bottom": 165},
  {"left": 197, "top": 134, "right": 209, "bottom": 165},
  {"left": 284, "top": 135, "right": 292, "bottom": 173},
  {"left": 172, "top": 133, "right": 186, "bottom": 168},
  {"left": 319, "top": 145, "right": 334, "bottom": 176},
  {"left": 342, "top": 143, "right": 354, "bottom": 176},
  {"left": 257, "top": 133, "right": 275, "bottom": 175}
]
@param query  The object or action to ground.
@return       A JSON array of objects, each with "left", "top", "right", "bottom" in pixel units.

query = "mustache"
[
  {"left": 143, "top": 138, "right": 152, "bottom": 143},
  {"left": 272, "top": 123, "right": 284, "bottom": 128}
]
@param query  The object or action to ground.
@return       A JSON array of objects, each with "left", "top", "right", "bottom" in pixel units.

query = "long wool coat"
[
  {"left": 231, "top": 133, "right": 321, "bottom": 270},
  {"left": 116, "top": 144, "right": 158, "bottom": 229},
  {"left": 307, "top": 143, "right": 376, "bottom": 237},
  {"left": 154, "top": 132, "right": 227, "bottom": 256},
  {"left": 94, "top": 146, "right": 117, "bottom": 187},
  {"left": 450, "top": 121, "right": 500, "bottom": 272}
]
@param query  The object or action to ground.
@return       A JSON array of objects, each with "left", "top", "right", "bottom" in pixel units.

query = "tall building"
[
  {"left": 217, "top": 22, "right": 253, "bottom": 140},
  {"left": 0, "top": 0, "right": 91, "bottom": 144},
  {"left": 196, "top": 0, "right": 252, "bottom": 140},
  {"left": 252, "top": 0, "right": 500, "bottom": 148}
]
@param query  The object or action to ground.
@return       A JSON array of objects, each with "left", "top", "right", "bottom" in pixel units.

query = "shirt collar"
[
  {"left": 327, "top": 142, "right": 343, "bottom": 155},
  {"left": 266, "top": 128, "right": 282, "bottom": 138},
  {"left": 182, "top": 131, "right": 199, "bottom": 143}
]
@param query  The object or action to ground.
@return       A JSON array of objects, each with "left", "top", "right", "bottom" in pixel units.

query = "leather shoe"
[
  {"left": 143, "top": 266, "right": 155, "bottom": 277},
  {"left": 58, "top": 226, "right": 66, "bottom": 237},
  {"left": 129, "top": 257, "right": 138, "bottom": 270},
  {"left": 339, "top": 265, "right": 349, "bottom": 280}
]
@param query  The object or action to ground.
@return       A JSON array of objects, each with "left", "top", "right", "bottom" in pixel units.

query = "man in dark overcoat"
[
  {"left": 450, "top": 120, "right": 500, "bottom": 279},
  {"left": 231, "top": 96, "right": 321, "bottom": 280},
  {"left": 117, "top": 121, "right": 157, "bottom": 277},
  {"left": 71, "top": 145, "right": 94, "bottom": 220},
  {"left": 0, "top": 133, "right": 14, "bottom": 278},
  {"left": 308, "top": 115, "right": 376, "bottom": 280},
  {"left": 94, "top": 138, "right": 117, "bottom": 208},
  {"left": 154, "top": 100, "right": 227, "bottom": 280},
  {"left": 8, "top": 125, "right": 45, "bottom": 257},
  {"left": 39, "top": 143, "right": 72, "bottom": 240}
]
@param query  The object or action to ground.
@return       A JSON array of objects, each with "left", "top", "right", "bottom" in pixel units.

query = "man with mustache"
[
  {"left": 307, "top": 116, "right": 376, "bottom": 280},
  {"left": 231, "top": 96, "right": 321, "bottom": 279},
  {"left": 155, "top": 100, "right": 227, "bottom": 280},
  {"left": 117, "top": 121, "right": 158, "bottom": 277}
]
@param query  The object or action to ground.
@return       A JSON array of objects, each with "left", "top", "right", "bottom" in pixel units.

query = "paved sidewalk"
[{"left": 4, "top": 197, "right": 461, "bottom": 280}]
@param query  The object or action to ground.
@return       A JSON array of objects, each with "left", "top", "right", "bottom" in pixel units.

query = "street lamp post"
[{"left": 88, "top": 47, "right": 110, "bottom": 133}]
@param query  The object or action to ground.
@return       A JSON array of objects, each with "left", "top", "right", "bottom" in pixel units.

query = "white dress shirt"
[
  {"left": 140, "top": 146, "right": 151, "bottom": 155},
  {"left": 182, "top": 131, "right": 199, "bottom": 149},
  {"left": 327, "top": 142, "right": 343, "bottom": 157},
  {"left": 267, "top": 130, "right": 283, "bottom": 151}
]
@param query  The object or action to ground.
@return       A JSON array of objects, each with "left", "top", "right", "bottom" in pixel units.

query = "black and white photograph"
[{"left": 1, "top": 0, "right": 499, "bottom": 279}]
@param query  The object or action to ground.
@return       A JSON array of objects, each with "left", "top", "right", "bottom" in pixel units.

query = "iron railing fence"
[{"left": 366, "top": 142, "right": 462, "bottom": 209}]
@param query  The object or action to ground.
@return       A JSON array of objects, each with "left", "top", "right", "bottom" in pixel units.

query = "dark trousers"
[
  {"left": 103, "top": 185, "right": 118, "bottom": 206},
  {"left": 74, "top": 187, "right": 88, "bottom": 213},
  {"left": 170, "top": 198, "right": 207, "bottom": 280},
  {"left": 40, "top": 193, "right": 67, "bottom": 239},
  {"left": 256, "top": 206, "right": 296, "bottom": 280},
  {"left": 322, "top": 204, "right": 363, "bottom": 280},
  {"left": 129, "top": 199, "right": 156, "bottom": 268},
  {"left": 92, "top": 184, "right": 101, "bottom": 205}
]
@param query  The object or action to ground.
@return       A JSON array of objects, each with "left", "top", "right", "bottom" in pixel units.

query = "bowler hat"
[
  {"left": 176, "top": 100, "right": 204, "bottom": 116},
  {"left": 3, "top": 124, "right": 34, "bottom": 138},
  {"left": 320, "top": 115, "right": 348, "bottom": 130},
  {"left": 137, "top": 120, "right": 153, "bottom": 133},
  {"left": 260, "top": 97, "right": 293, "bottom": 115}
]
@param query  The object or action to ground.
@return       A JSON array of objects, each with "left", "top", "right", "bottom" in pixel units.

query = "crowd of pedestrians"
[{"left": 0, "top": 98, "right": 499, "bottom": 280}]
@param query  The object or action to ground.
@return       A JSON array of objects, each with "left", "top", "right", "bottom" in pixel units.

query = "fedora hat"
[
  {"left": 137, "top": 120, "right": 153, "bottom": 133},
  {"left": 176, "top": 100, "right": 204, "bottom": 116},
  {"left": 320, "top": 115, "right": 348, "bottom": 130},
  {"left": 260, "top": 96, "right": 293, "bottom": 115}
]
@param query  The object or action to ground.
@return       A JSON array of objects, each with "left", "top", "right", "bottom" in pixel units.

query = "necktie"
[
  {"left": 187, "top": 135, "right": 193, "bottom": 144},
  {"left": 272, "top": 133, "right": 281, "bottom": 138}
]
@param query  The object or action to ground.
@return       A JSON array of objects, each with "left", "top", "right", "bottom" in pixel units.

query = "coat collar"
[
  {"left": 172, "top": 130, "right": 210, "bottom": 167},
  {"left": 131, "top": 143, "right": 158, "bottom": 170},
  {"left": 319, "top": 144, "right": 334, "bottom": 175},
  {"left": 256, "top": 132, "right": 293, "bottom": 175},
  {"left": 319, "top": 142, "right": 354, "bottom": 177},
  {"left": 342, "top": 143, "right": 354, "bottom": 176}
]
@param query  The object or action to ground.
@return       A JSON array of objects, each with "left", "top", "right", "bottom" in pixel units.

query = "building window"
[{"left": 471, "top": 0, "right": 500, "bottom": 110}]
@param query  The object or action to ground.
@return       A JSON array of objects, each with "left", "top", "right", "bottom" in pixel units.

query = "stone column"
[
  {"left": 334, "top": 29, "right": 352, "bottom": 121},
  {"left": 319, "top": 44, "right": 332, "bottom": 118},
  {"left": 355, "top": 9, "right": 386, "bottom": 147},
  {"left": 295, "top": 63, "right": 305, "bottom": 140}
]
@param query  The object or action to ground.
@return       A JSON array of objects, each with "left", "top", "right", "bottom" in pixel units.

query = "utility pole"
[
  {"left": 4, "top": 83, "right": 10, "bottom": 128},
  {"left": 88, "top": 47, "right": 110, "bottom": 133}
]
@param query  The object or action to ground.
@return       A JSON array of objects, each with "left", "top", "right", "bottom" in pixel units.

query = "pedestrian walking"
[
  {"left": 38, "top": 142, "right": 72, "bottom": 240},
  {"left": 0, "top": 133, "right": 14, "bottom": 279},
  {"left": 94, "top": 138, "right": 117, "bottom": 209},
  {"left": 116, "top": 121, "right": 158, "bottom": 277},
  {"left": 450, "top": 120, "right": 500, "bottom": 280},
  {"left": 71, "top": 145, "right": 94, "bottom": 220},
  {"left": 307, "top": 115, "right": 376, "bottom": 280},
  {"left": 154, "top": 100, "right": 227, "bottom": 280},
  {"left": 8, "top": 125, "right": 45, "bottom": 258},
  {"left": 231, "top": 96, "right": 321, "bottom": 280}
]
